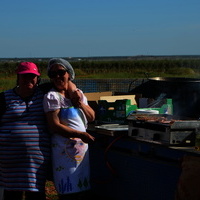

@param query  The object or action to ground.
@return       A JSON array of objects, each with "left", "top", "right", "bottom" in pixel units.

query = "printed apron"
[{"left": 52, "top": 107, "right": 90, "bottom": 194}]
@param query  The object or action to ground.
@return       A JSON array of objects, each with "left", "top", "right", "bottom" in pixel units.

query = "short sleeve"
[
  {"left": 43, "top": 91, "right": 60, "bottom": 113},
  {"left": 82, "top": 93, "right": 88, "bottom": 105},
  {"left": 77, "top": 89, "right": 88, "bottom": 105}
]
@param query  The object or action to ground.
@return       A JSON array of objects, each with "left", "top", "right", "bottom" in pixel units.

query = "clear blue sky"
[{"left": 1, "top": 0, "right": 200, "bottom": 58}]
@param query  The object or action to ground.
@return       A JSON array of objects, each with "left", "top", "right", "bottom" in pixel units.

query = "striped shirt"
[{"left": 0, "top": 88, "right": 50, "bottom": 192}]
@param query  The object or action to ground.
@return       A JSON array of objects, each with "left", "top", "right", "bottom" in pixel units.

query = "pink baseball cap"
[{"left": 16, "top": 62, "right": 40, "bottom": 76}]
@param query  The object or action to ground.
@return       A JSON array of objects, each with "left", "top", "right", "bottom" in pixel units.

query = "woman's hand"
[
  {"left": 79, "top": 132, "right": 95, "bottom": 143},
  {"left": 71, "top": 89, "right": 83, "bottom": 107},
  {"left": 46, "top": 110, "right": 95, "bottom": 143}
]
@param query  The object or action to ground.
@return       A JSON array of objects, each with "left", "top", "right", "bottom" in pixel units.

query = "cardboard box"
[
  {"left": 84, "top": 92, "right": 138, "bottom": 123},
  {"left": 84, "top": 91, "right": 113, "bottom": 120},
  {"left": 100, "top": 95, "right": 137, "bottom": 105},
  {"left": 85, "top": 91, "right": 113, "bottom": 102}
]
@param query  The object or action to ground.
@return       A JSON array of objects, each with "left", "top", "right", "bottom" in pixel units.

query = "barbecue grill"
[{"left": 127, "top": 114, "right": 200, "bottom": 146}]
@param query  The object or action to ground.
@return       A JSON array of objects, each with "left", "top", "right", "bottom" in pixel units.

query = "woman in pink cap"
[{"left": 0, "top": 62, "right": 51, "bottom": 200}]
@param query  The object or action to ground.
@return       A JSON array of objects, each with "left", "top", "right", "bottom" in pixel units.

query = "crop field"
[{"left": 1, "top": 58, "right": 200, "bottom": 92}]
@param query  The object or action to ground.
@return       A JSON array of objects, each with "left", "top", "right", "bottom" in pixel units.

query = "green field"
[{"left": 1, "top": 58, "right": 200, "bottom": 92}]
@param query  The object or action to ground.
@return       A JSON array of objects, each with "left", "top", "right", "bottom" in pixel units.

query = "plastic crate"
[{"left": 97, "top": 99, "right": 138, "bottom": 124}]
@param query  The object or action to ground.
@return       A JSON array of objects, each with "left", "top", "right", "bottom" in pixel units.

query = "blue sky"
[{"left": 1, "top": 0, "right": 200, "bottom": 58}]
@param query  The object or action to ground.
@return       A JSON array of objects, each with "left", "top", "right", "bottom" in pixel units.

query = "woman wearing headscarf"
[
  {"left": 0, "top": 62, "right": 51, "bottom": 200},
  {"left": 43, "top": 58, "right": 95, "bottom": 200}
]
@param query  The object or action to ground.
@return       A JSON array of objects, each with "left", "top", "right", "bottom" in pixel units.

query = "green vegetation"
[{"left": 0, "top": 58, "right": 200, "bottom": 92}]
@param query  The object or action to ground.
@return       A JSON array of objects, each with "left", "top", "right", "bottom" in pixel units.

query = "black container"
[{"left": 130, "top": 77, "right": 200, "bottom": 119}]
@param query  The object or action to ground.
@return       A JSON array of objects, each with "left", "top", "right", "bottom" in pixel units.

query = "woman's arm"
[
  {"left": 45, "top": 109, "right": 95, "bottom": 143},
  {"left": 67, "top": 81, "right": 95, "bottom": 122},
  {"left": 77, "top": 101, "right": 95, "bottom": 122},
  {"left": 71, "top": 90, "right": 95, "bottom": 122}
]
